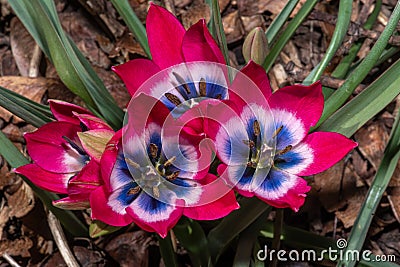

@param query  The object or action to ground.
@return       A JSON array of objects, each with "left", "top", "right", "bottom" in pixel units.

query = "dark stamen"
[
  {"left": 253, "top": 120, "right": 260, "bottom": 136},
  {"left": 127, "top": 186, "right": 140, "bottom": 195},
  {"left": 153, "top": 187, "right": 160, "bottom": 198},
  {"left": 172, "top": 72, "right": 191, "bottom": 94},
  {"left": 242, "top": 140, "right": 255, "bottom": 148},
  {"left": 247, "top": 161, "right": 257, "bottom": 168},
  {"left": 126, "top": 158, "right": 140, "bottom": 169},
  {"left": 215, "top": 94, "right": 222, "bottom": 99},
  {"left": 199, "top": 78, "right": 207, "bottom": 97},
  {"left": 164, "top": 156, "right": 176, "bottom": 167},
  {"left": 277, "top": 145, "right": 293, "bottom": 155},
  {"left": 165, "top": 93, "right": 182, "bottom": 106},
  {"left": 62, "top": 136, "right": 86, "bottom": 155},
  {"left": 166, "top": 171, "right": 180, "bottom": 181},
  {"left": 149, "top": 143, "right": 158, "bottom": 159},
  {"left": 272, "top": 125, "right": 283, "bottom": 138}
]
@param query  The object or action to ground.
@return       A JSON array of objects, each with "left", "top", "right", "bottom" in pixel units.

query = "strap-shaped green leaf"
[
  {"left": 110, "top": 0, "right": 151, "bottom": 58},
  {"left": 304, "top": 0, "right": 353, "bottom": 84},
  {"left": 207, "top": 198, "right": 271, "bottom": 263},
  {"left": 315, "top": 0, "right": 400, "bottom": 127},
  {"left": 265, "top": 0, "right": 300, "bottom": 45},
  {"left": 8, "top": 0, "right": 123, "bottom": 129},
  {"left": 0, "top": 86, "right": 53, "bottom": 127},
  {"left": 317, "top": 57, "right": 400, "bottom": 137},
  {"left": 263, "top": 0, "right": 318, "bottom": 72}
]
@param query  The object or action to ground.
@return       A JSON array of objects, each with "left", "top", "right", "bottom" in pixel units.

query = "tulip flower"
[{"left": 15, "top": 100, "right": 114, "bottom": 209}]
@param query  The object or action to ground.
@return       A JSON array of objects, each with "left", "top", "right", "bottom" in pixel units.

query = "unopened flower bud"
[{"left": 242, "top": 27, "right": 269, "bottom": 65}]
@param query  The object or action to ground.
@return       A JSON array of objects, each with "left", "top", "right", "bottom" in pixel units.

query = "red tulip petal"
[
  {"left": 147, "top": 4, "right": 185, "bottom": 68},
  {"left": 182, "top": 19, "right": 225, "bottom": 64},
  {"left": 298, "top": 132, "right": 357, "bottom": 176},
  {"left": 15, "top": 164, "right": 69, "bottom": 194},
  {"left": 25, "top": 122, "right": 86, "bottom": 173},
  {"left": 112, "top": 59, "right": 161, "bottom": 96},
  {"left": 49, "top": 100, "right": 92, "bottom": 124},
  {"left": 90, "top": 186, "right": 134, "bottom": 226},
  {"left": 268, "top": 81, "right": 324, "bottom": 131}
]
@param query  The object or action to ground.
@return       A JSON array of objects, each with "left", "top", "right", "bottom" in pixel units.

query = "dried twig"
[
  {"left": 2, "top": 253, "right": 22, "bottom": 267},
  {"left": 47, "top": 211, "right": 80, "bottom": 267},
  {"left": 28, "top": 44, "right": 42, "bottom": 78}
]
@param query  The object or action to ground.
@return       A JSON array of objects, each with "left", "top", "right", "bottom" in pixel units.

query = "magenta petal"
[
  {"left": 183, "top": 175, "right": 239, "bottom": 220},
  {"left": 238, "top": 61, "right": 272, "bottom": 100},
  {"left": 25, "top": 122, "right": 85, "bottom": 173},
  {"left": 68, "top": 160, "right": 102, "bottom": 195},
  {"left": 90, "top": 186, "right": 134, "bottom": 226},
  {"left": 49, "top": 100, "right": 92, "bottom": 124},
  {"left": 256, "top": 173, "right": 310, "bottom": 212},
  {"left": 298, "top": 132, "right": 357, "bottom": 176},
  {"left": 15, "top": 164, "right": 69, "bottom": 194},
  {"left": 100, "top": 130, "right": 122, "bottom": 191},
  {"left": 126, "top": 194, "right": 184, "bottom": 238},
  {"left": 268, "top": 81, "right": 324, "bottom": 130},
  {"left": 147, "top": 4, "right": 185, "bottom": 68},
  {"left": 112, "top": 59, "right": 161, "bottom": 96},
  {"left": 75, "top": 113, "right": 113, "bottom": 131},
  {"left": 182, "top": 19, "right": 225, "bottom": 64}
]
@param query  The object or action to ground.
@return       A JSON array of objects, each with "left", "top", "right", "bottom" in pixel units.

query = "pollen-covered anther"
[
  {"left": 247, "top": 161, "right": 257, "bottom": 168},
  {"left": 128, "top": 186, "right": 140, "bottom": 195},
  {"left": 277, "top": 145, "right": 293, "bottom": 155},
  {"left": 272, "top": 125, "right": 283, "bottom": 138},
  {"left": 242, "top": 139, "right": 255, "bottom": 148},
  {"left": 199, "top": 78, "right": 207, "bottom": 97},
  {"left": 166, "top": 171, "right": 180, "bottom": 181},
  {"left": 153, "top": 186, "right": 160, "bottom": 198},
  {"left": 172, "top": 72, "right": 191, "bottom": 94},
  {"left": 253, "top": 120, "right": 261, "bottom": 136},
  {"left": 165, "top": 93, "right": 182, "bottom": 106},
  {"left": 149, "top": 143, "right": 158, "bottom": 159},
  {"left": 125, "top": 158, "right": 140, "bottom": 169},
  {"left": 163, "top": 156, "right": 176, "bottom": 167}
]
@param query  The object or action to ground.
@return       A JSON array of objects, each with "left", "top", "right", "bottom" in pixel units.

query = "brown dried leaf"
[
  {"left": 43, "top": 246, "right": 108, "bottom": 266},
  {"left": 10, "top": 18, "right": 37, "bottom": 77},
  {"left": 182, "top": 1, "right": 210, "bottom": 29},
  {"left": 335, "top": 188, "right": 367, "bottom": 228},
  {"left": 2, "top": 124, "right": 24, "bottom": 143},
  {"left": 59, "top": 11, "right": 111, "bottom": 68},
  {"left": 0, "top": 76, "right": 52, "bottom": 122},
  {"left": 0, "top": 47, "right": 19, "bottom": 76},
  {"left": 222, "top": 11, "right": 244, "bottom": 44},
  {"left": 0, "top": 236, "right": 32, "bottom": 257},
  {"left": 241, "top": 15, "right": 265, "bottom": 34},
  {"left": 5, "top": 182, "right": 35, "bottom": 218},
  {"left": 314, "top": 160, "right": 357, "bottom": 213},
  {"left": 355, "top": 121, "right": 389, "bottom": 170},
  {"left": 105, "top": 231, "right": 151, "bottom": 267}
]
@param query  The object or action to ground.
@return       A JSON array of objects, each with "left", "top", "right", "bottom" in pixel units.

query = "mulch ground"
[{"left": 0, "top": 0, "right": 399, "bottom": 266}]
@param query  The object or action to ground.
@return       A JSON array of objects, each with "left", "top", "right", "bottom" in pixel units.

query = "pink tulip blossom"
[{"left": 15, "top": 100, "right": 114, "bottom": 209}]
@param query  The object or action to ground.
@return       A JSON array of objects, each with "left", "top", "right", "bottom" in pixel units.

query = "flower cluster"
[{"left": 16, "top": 4, "right": 357, "bottom": 237}]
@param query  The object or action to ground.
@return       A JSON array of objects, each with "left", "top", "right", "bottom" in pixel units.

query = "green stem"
[
  {"left": 265, "top": 0, "right": 300, "bottom": 45},
  {"left": 337, "top": 109, "right": 400, "bottom": 267},
  {"left": 315, "top": 0, "right": 400, "bottom": 128},
  {"left": 110, "top": 0, "right": 151, "bottom": 58},
  {"left": 304, "top": 0, "right": 353, "bottom": 85},
  {"left": 263, "top": 0, "right": 318, "bottom": 72},
  {"left": 211, "top": 0, "right": 230, "bottom": 66}
]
